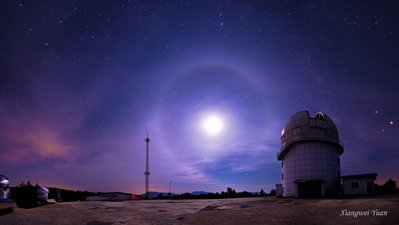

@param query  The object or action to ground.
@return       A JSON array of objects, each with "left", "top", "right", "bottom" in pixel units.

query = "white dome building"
[
  {"left": 277, "top": 110, "right": 344, "bottom": 197},
  {"left": 0, "top": 175, "right": 10, "bottom": 200}
]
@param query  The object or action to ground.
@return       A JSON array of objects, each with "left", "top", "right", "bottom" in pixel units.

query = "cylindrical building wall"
[{"left": 282, "top": 142, "right": 341, "bottom": 197}]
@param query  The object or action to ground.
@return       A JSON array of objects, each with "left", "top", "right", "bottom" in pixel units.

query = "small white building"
[{"left": 342, "top": 173, "right": 377, "bottom": 195}]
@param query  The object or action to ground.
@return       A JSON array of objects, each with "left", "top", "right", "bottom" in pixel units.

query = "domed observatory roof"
[
  {"left": 278, "top": 110, "right": 343, "bottom": 160},
  {"left": 37, "top": 186, "right": 49, "bottom": 201},
  {"left": 0, "top": 175, "right": 10, "bottom": 190}
]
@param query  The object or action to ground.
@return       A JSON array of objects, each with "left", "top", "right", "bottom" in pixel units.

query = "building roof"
[
  {"left": 278, "top": 110, "right": 343, "bottom": 160},
  {"left": 341, "top": 173, "right": 378, "bottom": 179}
]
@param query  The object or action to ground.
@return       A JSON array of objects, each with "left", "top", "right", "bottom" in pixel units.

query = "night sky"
[{"left": 1, "top": 1, "right": 398, "bottom": 194}]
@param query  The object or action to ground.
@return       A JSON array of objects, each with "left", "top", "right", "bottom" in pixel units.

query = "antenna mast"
[
  {"left": 144, "top": 132, "right": 150, "bottom": 199},
  {"left": 169, "top": 180, "right": 172, "bottom": 195}
]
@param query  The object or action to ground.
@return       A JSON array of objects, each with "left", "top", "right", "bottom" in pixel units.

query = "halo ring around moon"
[{"left": 158, "top": 64, "right": 261, "bottom": 160}]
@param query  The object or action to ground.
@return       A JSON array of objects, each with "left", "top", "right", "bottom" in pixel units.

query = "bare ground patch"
[{"left": 0, "top": 195, "right": 398, "bottom": 225}]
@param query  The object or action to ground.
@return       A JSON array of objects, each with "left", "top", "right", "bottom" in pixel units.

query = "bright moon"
[{"left": 202, "top": 115, "right": 224, "bottom": 135}]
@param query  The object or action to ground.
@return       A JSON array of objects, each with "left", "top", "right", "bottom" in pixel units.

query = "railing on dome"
[{"left": 277, "top": 135, "right": 344, "bottom": 159}]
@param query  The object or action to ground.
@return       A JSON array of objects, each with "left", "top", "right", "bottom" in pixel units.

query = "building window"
[
  {"left": 292, "top": 127, "right": 301, "bottom": 136},
  {"left": 351, "top": 182, "right": 359, "bottom": 189}
]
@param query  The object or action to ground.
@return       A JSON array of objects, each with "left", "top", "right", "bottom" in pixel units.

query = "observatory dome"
[
  {"left": 37, "top": 186, "right": 49, "bottom": 201},
  {"left": 278, "top": 110, "right": 343, "bottom": 160},
  {"left": 0, "top": 175, "right": 10, "bottom": 190}
]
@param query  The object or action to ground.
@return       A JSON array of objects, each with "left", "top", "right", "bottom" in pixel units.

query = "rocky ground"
[{"left": 1, "top": 195, "right": 398, "bottom": 225}]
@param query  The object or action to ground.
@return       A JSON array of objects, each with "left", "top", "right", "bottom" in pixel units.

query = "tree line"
[
  {"left": 8, "top": 177, "right": 398, "bottom": 207},
  {"left": 374, "top": 178, "right": 398, "bottom": 194},
  {"left": 10, "top": 181, "right": 97, "bottom": 208},
  {"left": 156, "top": 187, "right": 276, "bottom": 200}
]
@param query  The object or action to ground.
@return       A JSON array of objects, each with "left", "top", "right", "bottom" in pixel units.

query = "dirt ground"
[{"left": 1, "top": 195, "right": 398, "bottom": 225}]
